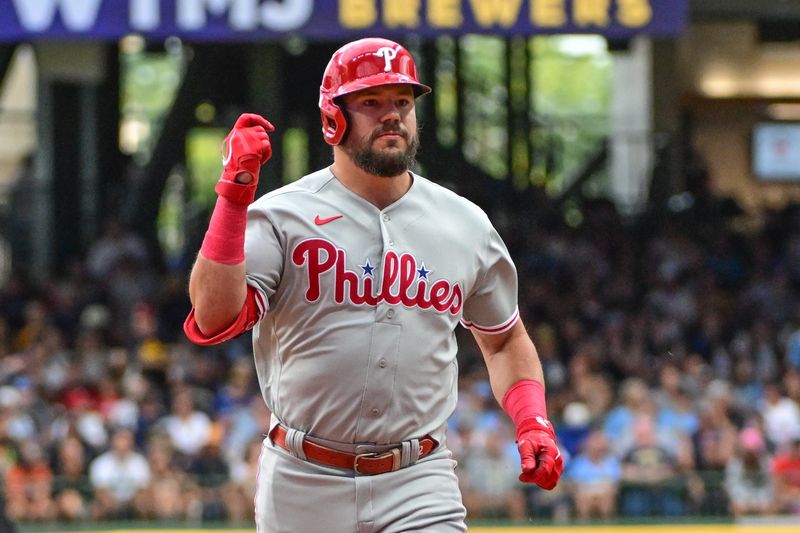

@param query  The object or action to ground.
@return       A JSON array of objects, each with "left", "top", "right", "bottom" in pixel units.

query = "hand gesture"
[
  {"left": 216, "top": 113, "right": 275, "bottom": 205},
  {"left": 515, "top": 416, "right": 563, "bottom": 490}
]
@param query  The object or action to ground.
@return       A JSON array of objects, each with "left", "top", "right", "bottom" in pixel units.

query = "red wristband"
[
  {"left": 199, "top": 196, "right": 248, "bottom": 265},
  {"left": 502, "top": 379, "right": 547, "bottom": 432}
]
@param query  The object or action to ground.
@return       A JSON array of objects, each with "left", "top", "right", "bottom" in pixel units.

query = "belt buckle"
[
  {"left": 354, "top": 448, "right": 402, "bottom": 475},
  {"left": 353, "top": 451, "right": 377, "bottom": 475}
]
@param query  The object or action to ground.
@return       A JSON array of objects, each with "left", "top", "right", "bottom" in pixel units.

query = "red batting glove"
[
  {"left": 215, "top": 113, "right": 275, "bottom": 205},
  {"left": 515, "top": 416, "right": 563, "bottom": 489}
]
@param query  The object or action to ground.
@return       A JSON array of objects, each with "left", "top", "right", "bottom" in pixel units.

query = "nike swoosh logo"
[
  {"left": 314, "top": 214, "right": 343, "bottom": 225},
  {"left": 222, "top": 131, "right": 235, "bottom": 166}
]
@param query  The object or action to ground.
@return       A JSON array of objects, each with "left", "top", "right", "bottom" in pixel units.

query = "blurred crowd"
[
  {"left": 1, "top": 219, "right": 264, "bottom": 524},
  {"left": 1, "top": 184, "right": 800, "bottom": 525},
  {"left": 451, "top": 186, "right": 800, "bottom": 522}
]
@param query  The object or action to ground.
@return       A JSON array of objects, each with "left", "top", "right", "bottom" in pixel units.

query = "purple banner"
[{"left": 0, "top": 0, "right": 688, "bottom": 43}]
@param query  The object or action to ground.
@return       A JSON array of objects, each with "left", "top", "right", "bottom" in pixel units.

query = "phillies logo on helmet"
[
  {"left": 292, "top": 238, "right": 463, "bottom": 315},
  {"left": 375, "top": 46, "right": 398, "bottom": 72}
]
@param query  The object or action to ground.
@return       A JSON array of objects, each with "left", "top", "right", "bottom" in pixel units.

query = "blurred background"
[{"left": 1, "top": 0, "right": 800, "bottom": 531}]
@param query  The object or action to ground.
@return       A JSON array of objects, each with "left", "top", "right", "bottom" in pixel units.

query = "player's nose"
[{"left": 379, "top": 103, "right": 402, "bottom": 122}]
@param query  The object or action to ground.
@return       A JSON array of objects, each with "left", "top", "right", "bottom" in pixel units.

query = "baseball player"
[{"left": 184, "top": 37, "right": 562, "bottom": 532}]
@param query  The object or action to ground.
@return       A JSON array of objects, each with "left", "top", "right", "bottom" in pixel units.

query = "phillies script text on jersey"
[{"left": 292, "top": 238, "right": 463, "bottom": 314}]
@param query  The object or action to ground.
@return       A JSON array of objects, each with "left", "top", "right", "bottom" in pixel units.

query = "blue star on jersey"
[
  {"left": 417, "top": 264, "right": 430, "bottom": 280},
  {"left": 360, "top": 258, "right": 375, "bottom": 277}
]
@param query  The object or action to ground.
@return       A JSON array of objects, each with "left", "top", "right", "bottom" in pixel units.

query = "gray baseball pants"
[{"left": 254, "top": 436, "right": 467, "bottom": 532}]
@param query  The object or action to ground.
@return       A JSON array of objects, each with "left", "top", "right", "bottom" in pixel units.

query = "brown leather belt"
[{"left": 269, "top": 425, "right": 438, "bottom": 475}]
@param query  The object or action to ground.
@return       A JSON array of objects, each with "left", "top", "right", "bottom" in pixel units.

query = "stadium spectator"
[
  {"left": 12, "top": 299, "right": 47, "bottom": 351},
  {"left": 51, "top": 436, "right": 92, "bottom": 521},
  {"left": 619, "top": 414, "right": 684, "bottom": 516},
  {"left": 786, "top": 317, "right": 800, "bottom": 371},
  {"left": 724, "top": 427, "right": 776, "bottom": 517},
  {"left": 158, "top": 387, "right": 212, "bottom": 465},
  {"left": 133, "top": 436, "right": 193, "bottom": 520},
  {"left": 72, "top": 318, "right": 112, "bottom": 386},
  {"left": 693, "top": 396, "right": 737, "bottom": 473},
  {"left": 229, "top": 437, "right": 264, "bottom": 522},
  {"left": 459, "top": 425, "right": 527, "bottom": 521},
  {"left": 556, "top": 401, "right": 592, "bottom": 458},
  {"left": 213, "top": 359, "right": 257, "bottom": 416},
  {"left": 88, "top": 427, "right": 150, "bottom": 519},
  {"left": 604, "top": 378, "right": 658, "bottom": 456},
  {"left": 689, "top": 393, "right": 738, "bottom": 514},
  {"left": 0, "top": 386, "right": 34, "bottom": 445},
  {"left": 133, "top": 386, "right": 167, "bottom": 449},
  {"left": 185, "top": 442, "right": 241, "bottom": 521},
  {"left": 773, "top": 437, "right": 800, "bottom": 514},
  {"left": 85, "top": 218, "right": 149, "bottom": 281},
  {"left": 730, "top": 357, "right": 764, "bottom": 420},
  {"left": 761, "top": 382, "right": 800, "bottom": 450},
  {"left": 130, "top": 302, "right": 170, "bottom": 391},
  {"left": 220, "top": 394, "right": 269, "bottom": 467},
  {"left": 565, "top": 429, "right": 621, "bottom": 520},
  {"left": 0, "top": 318, "right": 10, "bottom": 360},
  {"left": 3, "top": 441, "right": 55, "bottom": 522}
]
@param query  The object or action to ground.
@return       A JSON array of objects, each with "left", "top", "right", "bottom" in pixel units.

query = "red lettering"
[
  {"left": 291, "top": 239, "right": 462, "bottom": 316},
  {"left": 448, "top": 285, "right": 463, "bottom": 314},
  {"left": 380, "top": 251, "right": 402, "bottom": 305},
  {"left": 360, "top": 276, "right": 378, "bottom": 306},
  {"left": 335, "top": 249, "right": 362, "bottom": 304},
  {"left": 429, "top": 280, "right": 451, "bottom": 312},
  {"left": 399, "top": 253, "right": 418, "bottom": 307},
  {"left": 416, "top": 279, "right": 432, "bottom": 309},
  {"left": 292, "top": 238, "right": 336, "bottom": 301}
]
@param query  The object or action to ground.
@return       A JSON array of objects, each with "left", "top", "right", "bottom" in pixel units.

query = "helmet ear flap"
[{"left": 320, "top": 99, "right": 348, "bottom": 146}]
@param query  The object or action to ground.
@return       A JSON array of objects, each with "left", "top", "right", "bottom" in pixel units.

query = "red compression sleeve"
[
  {"left": 199, "top": 196, "right": 247, "bottom": 264},
  {"left": 502, "top": 379, "right": 548, "bottom": 435}
]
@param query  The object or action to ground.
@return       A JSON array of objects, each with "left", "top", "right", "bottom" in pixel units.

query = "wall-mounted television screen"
[{"left": 752, "top": 121, "right": 800, "bottom": 182}]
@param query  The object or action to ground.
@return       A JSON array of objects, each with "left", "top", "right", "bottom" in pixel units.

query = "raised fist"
[
  {"left": 515, "top": 416, "right": 563, "bottom": 490},
  {"left": 215, "top": 113, "right": 275, "bottom": 205}
]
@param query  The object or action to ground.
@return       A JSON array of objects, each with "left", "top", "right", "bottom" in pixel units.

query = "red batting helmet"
[{"left": 319, "top": 37, "right": 431, "bottom": 146}]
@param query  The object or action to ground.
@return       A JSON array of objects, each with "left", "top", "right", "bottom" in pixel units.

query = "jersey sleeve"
[
  {"left": 460, "top": 222, "right": 519, "bottom": 334},
  {"left": 243, "top": 204, "right": 284, "bottom": 308},
  {"left": 183, "top": 284, "right": 266, "bottom": 345}
]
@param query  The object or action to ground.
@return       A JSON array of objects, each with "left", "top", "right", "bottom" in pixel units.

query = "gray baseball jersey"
[{"left": 244, "top": 167, "right": 519, "bottom": 446}]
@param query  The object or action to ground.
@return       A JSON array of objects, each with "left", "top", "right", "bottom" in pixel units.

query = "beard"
[{"left": 345, "top": 125, "right": 419, "bottom": 177}]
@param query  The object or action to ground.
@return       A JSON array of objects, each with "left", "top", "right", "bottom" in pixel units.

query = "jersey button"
[
  {"left": 379, "top": 359, "right": 387, "bottom": 368},
  {"left": 382, "top": 214, "right": 390, "bottom": 221},
  {"left": 371, "top": 408, "right": 380, "bottom": 417},
  {"left": 387, "top": 309, "right": 395, "bottom": 319},
  {"left": 388, "top": 240, "right": 394, "bottom": 247}
]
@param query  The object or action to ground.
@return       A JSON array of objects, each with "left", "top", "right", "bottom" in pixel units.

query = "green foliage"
[
  {"left": 119, "top": 43, "right": 184, "bottom": 162},
  {"left": 436, "top": 34, "right": 612, "bottom": 192},
  {"left": 186, "top": 128, "right": 226, "bottom": 208},
  {"left": 532, "top": 36, "right": 612, "bottom": 116},
  {"left": 530, "top": 37, "right": 612, "bottom": 195},
  {"left": 460, "top": 35, "right": 509, "bottom": 178},
  {"left": 282, "top": 128, "right": 309, "bottom": 184}
]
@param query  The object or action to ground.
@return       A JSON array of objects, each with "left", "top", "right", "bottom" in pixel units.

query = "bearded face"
[{"left": 343, "top": 123, "right": 419, "bottom": 177}]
